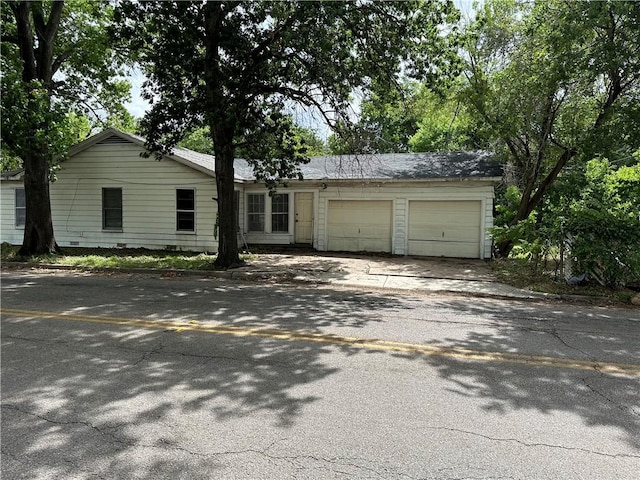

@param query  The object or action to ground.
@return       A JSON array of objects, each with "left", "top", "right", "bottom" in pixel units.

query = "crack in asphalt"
[
  {"left": 1, "top": 404, "right": 128, "bottom": 446},
  {"left": 3, "top": 402, "right": 637, "bottom": 479},
  {"left": 546, "top": 329, "right": 597, "bottom": 360},
  {"left": 421, "top": 425, "right": 640, "bottom": 459},
  {"left": 581, "top": 374, "right": 640, "bottom": 417},
  {"left": 131, "top": 342, "right": 166, "bottom": 366},
  {"left": 3, "top": 403, "right": 414, "bottom": 477}
]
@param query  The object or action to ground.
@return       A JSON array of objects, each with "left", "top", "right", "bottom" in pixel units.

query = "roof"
[
  {"left": 4, "top": 128, "right": 502, "bottom": 183},
  {"left": 0, "top": 169, "right": 24, "bottom": 181},
  {"left": 240, "top": 151, "right": 503, "bottom": 181}
]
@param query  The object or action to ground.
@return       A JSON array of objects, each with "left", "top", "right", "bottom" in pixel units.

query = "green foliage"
[
  {"left": 567, "top": 159, "right": 640, "bottom": 286},
  {"left": 1, "top": 1, "right": 131, "bottom": 159},
  {"left": 179, "top": 123, "right": 327, "bottom": 158},
  {"left": 463, "top": 0, "right": 640, "bottom": 257},
  {"left": 179, "top": 127, "right": 215, "bottom": 156},
  {"left": 329, "top": 81, "right": 481, "bottom": 154},
  {"left": 240, "top": 112, "right": 311, "bottom": 191},
  {"left": 491, "top": 158, "right": 640, "bottom": 287},
  {"left": 408, "top": 89, "right": 478, "bottom": 152},
  {"left": 114, "top": 0, "right": 460, "bottom": 266}
]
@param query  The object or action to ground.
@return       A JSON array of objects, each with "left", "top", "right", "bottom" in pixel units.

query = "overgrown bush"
[
  {"left": 491, "top": 156, "right": 640, "bottom": 287},
  {"left": 566, "top": 159, "right": 640, "bottom": 287}
]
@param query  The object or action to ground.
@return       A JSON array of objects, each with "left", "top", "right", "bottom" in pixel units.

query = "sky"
[{"left": 123, "top": 0, "right": 479, "bottom": 138}]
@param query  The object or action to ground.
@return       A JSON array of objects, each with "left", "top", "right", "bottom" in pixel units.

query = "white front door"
[{"left": 294, "top": 192, "right": 313, "bottom": 244}]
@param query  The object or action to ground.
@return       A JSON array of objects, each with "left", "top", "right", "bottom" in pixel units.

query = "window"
[
  {"left": 271, "top": 194, "right": 289, "bottom": 233},
  {"left": 102, "top": 188, "right": 122, "bottom": 230},
  {"left": 15, "top": 188, "right": 25, "bottom": 227},
  {"left": 176, "top": 189, "right": 195, "bottom": 232},
  {"left": 247, "top": 194, "right": 265, "bottom": 232}
]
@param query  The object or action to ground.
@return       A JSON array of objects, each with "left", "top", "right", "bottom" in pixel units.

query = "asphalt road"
[{"left": 2, "top": 270, "right": 639, "bottom": 479}]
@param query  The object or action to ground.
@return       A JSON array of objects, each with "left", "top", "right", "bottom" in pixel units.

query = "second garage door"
[
  {"left": 408, "top": 200, "right": 481, "bottom": 258},
  {"left": 327, "top": 200, "right": 392, "bottom": 252}
]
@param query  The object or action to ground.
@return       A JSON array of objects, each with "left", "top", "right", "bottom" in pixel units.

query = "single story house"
[{"left": 1, "top": 128, "right": 502, "bottom": 258}]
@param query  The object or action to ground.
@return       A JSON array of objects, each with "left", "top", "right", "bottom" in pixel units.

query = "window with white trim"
[
  {"left": 271, "top": 193, "right": 289, "bottom": 233},
  {"left": 176, "top": 188, "right": 195, "bottom": 232},
  {"left": 247, "top": 193, "right": 265, "bottom": 232},
  {"left": 15, "top": 188, "right": 25, "bottom": 227},
  {"left": 102, "top": 188, "right": 122, "bottom": 230}
]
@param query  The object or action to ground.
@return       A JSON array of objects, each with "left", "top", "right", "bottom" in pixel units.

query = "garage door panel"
[
  {"left": 327, "top": 200, "right": 392, "bottom": 252},
  {"left": 408, "top": 200, "right": 481, "bottom": 258},
  {"left": 408, "top": 240, "right": 479, "bottom": 258}
]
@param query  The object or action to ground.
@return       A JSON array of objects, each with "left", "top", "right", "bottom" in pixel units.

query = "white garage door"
[
  {"left": 408, "top": 200, "right": 481, "bottom": 258},
  {"left": 327, "top": 200, "right": 392, "bottom": 252}
]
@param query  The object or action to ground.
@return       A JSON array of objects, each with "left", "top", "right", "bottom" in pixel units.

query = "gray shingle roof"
[
  {"left": 234, "top": 151, "right": 502, "bottom": 181},
  {"left": 22, "top": 129, "right": 500, "bottom": 183}
]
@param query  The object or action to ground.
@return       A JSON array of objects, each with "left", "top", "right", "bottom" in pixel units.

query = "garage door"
[
  {"left": 408, "top": 201, "right": 481, "bottom": 258},
  {"left": 327, "top": 200, "right": 392, "bottom": 252}
]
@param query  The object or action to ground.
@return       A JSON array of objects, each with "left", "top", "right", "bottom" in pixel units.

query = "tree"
[
  {"left": 408, "top": 87, "right": 481, "bottom": 152},
  {"left": 179, "top": 123, "right": 327, "bottom": 157},
  {"left": 327, "top": 80, "right": 483, "bottom": 154},
  {"left": 1, "top": 1, "right": 130, "bottom": 255},
  {"left": 462, "top": 0, "right": 640, "bottom": 256},
  {"left": 113, "top": 0, "right": 459, "bottom": 268}
]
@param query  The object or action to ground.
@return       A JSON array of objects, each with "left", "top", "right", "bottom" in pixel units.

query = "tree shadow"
[
  {"left": 2, "top": 273, "right": 639, "bottom": 479},
  {"left": 408, "top": 298, "right": 640, "bottom": 452},
  {"left": 1, "top": 273, "right": 407, "bottom": 478}
]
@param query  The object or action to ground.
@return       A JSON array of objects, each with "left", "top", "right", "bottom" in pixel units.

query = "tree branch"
[
  {"left": 33, "top": 0, "right": 64, "bottom": 83},
  {"left": 10, "top": 2, "right": 37, "bottom": 82}
]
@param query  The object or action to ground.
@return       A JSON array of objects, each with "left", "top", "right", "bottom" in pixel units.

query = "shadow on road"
[
  {"left": 2, "top": 272, "right": 639, "bottom": 478},
  {"left": 1, "top": 273, "right": 407, "bottom": 478},
  {"left": 402, "top": 298, "right": 640, "bottom": 452}
]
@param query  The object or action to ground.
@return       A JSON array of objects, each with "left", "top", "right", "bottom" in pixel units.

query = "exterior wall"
[
  {"left": 0, "top": 180, "right": 25, "bottom": 245},
  {"left": 315, "top": 180, "right": 495, "bottom": 259},
  {"left": 2, "top": 144, "right": 497, "bottom": 259},
  {"left": 49, "top": 142, "right": 217, "bottom": 251},
  {"left": 240, "top": 186, "right": 318, "bottom": 245}
]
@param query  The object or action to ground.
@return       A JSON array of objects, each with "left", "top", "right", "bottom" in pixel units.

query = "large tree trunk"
[
  {"left": 494, "top": 148, "right": 577, "bottom": 258},
  {"left": 204, "top": 2, "right": 241, "bottom": 268},
  {"left": 212, "top": 125, "right": 242, "bottom": 268},
  {"left": 18, "top": 151, "right": 59, "bottom": 256},
  {"left": 11, "top": 1, "right": 63, "bottom": 256}
]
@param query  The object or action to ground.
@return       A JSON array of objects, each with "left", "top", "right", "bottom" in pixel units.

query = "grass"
[
  {"left": 2, "top": 243, "right": 637, "bottom": 304},
  {"left": 1, "top": 244, "right": 221, "bottom": 270},
  {"left": 490, "top": 257, "right": 638, "bottom": 304}
]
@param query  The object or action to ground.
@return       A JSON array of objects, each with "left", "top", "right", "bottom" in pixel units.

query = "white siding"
[
  {"left": 0, "top": 181, "right": 25, "bottom": 245},
  {"left": 50, "top": 142, "right": 217, "bottom": 251}
]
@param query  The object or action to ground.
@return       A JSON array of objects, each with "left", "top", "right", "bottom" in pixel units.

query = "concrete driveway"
[
  {"left": 243, "top": 252, "right": 496, "bottom": 281},
  {"left": 229, "top": 252, "right": 553, "bottom": 299}
]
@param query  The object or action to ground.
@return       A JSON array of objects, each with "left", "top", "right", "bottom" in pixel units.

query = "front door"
[{"left": 294, "top": 192, "right": 313, "bottom": 244}]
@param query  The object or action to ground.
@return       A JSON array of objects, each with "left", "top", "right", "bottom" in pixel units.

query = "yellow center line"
[{"left": 2, "top": 307, "right": 639, "bottom": 375}]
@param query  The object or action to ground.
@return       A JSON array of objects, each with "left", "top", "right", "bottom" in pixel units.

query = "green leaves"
[
  {"left": 566, "top": 159, "right": 640, "bottom": 286},
  {"left": 462, "top": 0, "right": 640, "bottom": 257},
  {"left": 115, "top": 0, "right": 460, "bottom": 157},
  {"left": 1, "top": 0, "right": 131, "bottom": 164}
]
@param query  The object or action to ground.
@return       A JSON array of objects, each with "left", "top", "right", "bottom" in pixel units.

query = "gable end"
[{"left": 96, "top": 135, "right": 132, "bottom": 145}]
